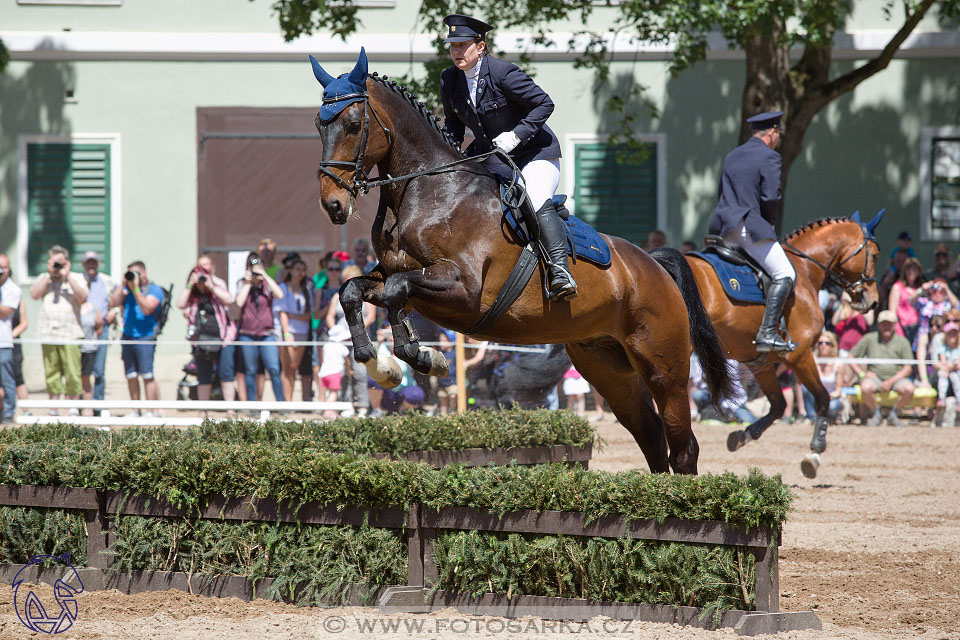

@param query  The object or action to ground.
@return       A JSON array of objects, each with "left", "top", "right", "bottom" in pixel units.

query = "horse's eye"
[{"left": 345, "top": 121, "right": 362, "bottom": 134}]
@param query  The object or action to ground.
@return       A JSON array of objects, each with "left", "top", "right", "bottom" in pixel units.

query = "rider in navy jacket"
[
  {"left": 709, "top": 111, "right": 797, "bottom": 352},
  {"left": 439, "top": 14, "right": 576, "bottom": 301}
]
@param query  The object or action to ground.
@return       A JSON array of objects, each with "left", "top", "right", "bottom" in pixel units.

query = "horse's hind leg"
[
  {"left": 619, "top": 333, "right": 700, "bottom": 475},
  {"left": 727, "top": 364, "right": 786, "bottom": 452},
  {"left": 565, "top": 342, "right": 670, "bottom": 473}
]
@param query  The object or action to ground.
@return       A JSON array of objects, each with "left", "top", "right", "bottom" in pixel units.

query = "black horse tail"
[{"left": 649, "top": 247, "right": 735, "bottom": 405}]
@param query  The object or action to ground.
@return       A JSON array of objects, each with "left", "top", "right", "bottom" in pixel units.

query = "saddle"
[
  {"left": 500, "top": 182, "right": 612, "bottom": 268},
  {"left": 690, "top": 235, "right": 773, "bottom": 304}
]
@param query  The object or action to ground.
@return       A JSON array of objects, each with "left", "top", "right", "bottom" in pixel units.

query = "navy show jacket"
[
  {"left": 708, "top": 136, "right": 783, "bottom": 242},
  {"left": 440, "top": 55, "right": 561, "bottom": 178}
]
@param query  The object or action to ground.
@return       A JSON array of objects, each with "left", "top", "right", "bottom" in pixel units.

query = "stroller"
[{"left": 177, "top": 354, "right": 224, "bottom": 401}]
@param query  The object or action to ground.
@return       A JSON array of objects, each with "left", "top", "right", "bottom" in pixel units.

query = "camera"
[
  {"left": 53, "top": 261, "right": 64, "bottom": 270},
  {"left": 198, "top": 275, "right": 207, "bottom": 284},
  {"left": 125, "top": 271, "right": 136, "bottom": 282},
  {"left": 249, "top": 257, "right": 262, "bottom": 267}
]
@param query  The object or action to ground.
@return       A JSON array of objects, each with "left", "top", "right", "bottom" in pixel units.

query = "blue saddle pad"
[
  {"left": 500, "top": 185, "right": 611, "bottom": 268},
  {"left": 689, "top": 251, "right": 764, "bottom": 303}
]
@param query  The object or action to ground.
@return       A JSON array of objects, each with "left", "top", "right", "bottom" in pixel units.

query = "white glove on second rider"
[{"left": 492, "top": 131, "right": 521, "bottom": 153}]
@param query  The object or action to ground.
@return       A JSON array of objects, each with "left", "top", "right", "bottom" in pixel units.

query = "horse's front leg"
[
  {"left": 339, "top": 269, "right": 402, "bottom": 388},
  {"left": 381, "top": 264, "right": 466, "bottom": 377},
  {"left": 789, "top": 349, "right": 831, "bottom": 478}
]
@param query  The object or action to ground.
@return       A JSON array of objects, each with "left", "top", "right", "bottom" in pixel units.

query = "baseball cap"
[
  {"left": 944, "top": 322, "right": 960, "bottom": 334},
  {"left": 877, "top": 310, "right": 897, "bottom": 324},
  {"left": 82, "top": 251, "right": 100, "bottom": 263}
]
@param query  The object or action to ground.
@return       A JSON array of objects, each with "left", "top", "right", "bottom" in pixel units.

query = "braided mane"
[
  {"left": 784, "top": 217, "right": 851, "bottom": 241},
  {"left": 368, "top": 73, "right": 466, "bottom": 158}
]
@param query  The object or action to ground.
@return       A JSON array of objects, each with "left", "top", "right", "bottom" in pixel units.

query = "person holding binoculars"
[
  {"left": 108, "top": 260, "right": 165, "bottom": 414},
  {"left": 30, "top": 246, "right": 89, "bottom": 413}
]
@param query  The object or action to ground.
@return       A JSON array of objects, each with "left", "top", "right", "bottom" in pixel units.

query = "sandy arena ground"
[{"left": 1, "top": 414, "right": 958, "bottom": 639}]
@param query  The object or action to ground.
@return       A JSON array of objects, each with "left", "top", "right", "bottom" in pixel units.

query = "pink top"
[
  {"left": 891, "top": 280, "right": 919, "bottom": 335},
  {"left": 563, "top": 366, "right": 582, "bottom": 379},
  {"left": 835, "top": 314, "right": 869, "bottom": 352}
]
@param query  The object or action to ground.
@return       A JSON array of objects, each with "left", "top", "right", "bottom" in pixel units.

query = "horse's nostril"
[{"left": 326, "top": 199, "right": 342, "bottom": 215}]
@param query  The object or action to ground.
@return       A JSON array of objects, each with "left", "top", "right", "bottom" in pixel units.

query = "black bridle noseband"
[
  {"left": 316, "top": 92, "right": 393, "bottom": 199},
  {"left": 782, "top": 223, "right": 877, "bottom": 299}
]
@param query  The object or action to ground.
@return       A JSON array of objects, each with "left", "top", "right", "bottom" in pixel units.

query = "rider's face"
[{"left": 449, "top": 40, "right": 484, "bottom": 70}]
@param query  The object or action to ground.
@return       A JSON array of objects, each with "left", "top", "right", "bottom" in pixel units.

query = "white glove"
[{"left": 492, "top": 131, "right": 521, "bottom": 153}]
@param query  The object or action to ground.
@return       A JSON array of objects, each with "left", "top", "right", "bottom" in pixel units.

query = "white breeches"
[
  {"left": 723, "top": 221, "right": 796, "bottom": 281},
  {"left": 519, "top": 158, "right": 561, "bottom": 210}
]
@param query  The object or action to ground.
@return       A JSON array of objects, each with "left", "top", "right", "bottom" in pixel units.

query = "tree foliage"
[{"left": 267, "top": 0, "right": 959, "bottom": 231}]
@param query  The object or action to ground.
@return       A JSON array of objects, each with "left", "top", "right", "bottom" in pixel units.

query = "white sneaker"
[
  {"left": 48, "top": 410, "right": 59, "bottom": 417},
  {"left": 101, "top": 410, "right": 111, "bottom": 418},
  {"left": 340, "top": 408, "right": 356, "bottom": 418},
  {"left": 68, "top": 408, "right": 80, "bottom": 416},
  {"left": 123, "top": 410, "right": 141, "bottom": 418},
  {"left": 143, "top": 411, "right": 156, "bottom": 418}
]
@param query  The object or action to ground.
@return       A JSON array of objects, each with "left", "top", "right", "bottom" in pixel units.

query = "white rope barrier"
[{"left": 11, "top": 337, "right": 547, "bottom": 352}]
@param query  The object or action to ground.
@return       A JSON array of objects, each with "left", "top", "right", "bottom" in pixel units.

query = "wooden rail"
[{"left": 0, "top": 483, "right": 810, "bottom": 634}]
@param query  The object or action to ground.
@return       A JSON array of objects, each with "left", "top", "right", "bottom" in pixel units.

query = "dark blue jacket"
[
  {"left": 440, "top": 55, "right": 561, "bottom": 178},
  {"left": 708, "top": 136, "right": 782, "bottom": 242}
]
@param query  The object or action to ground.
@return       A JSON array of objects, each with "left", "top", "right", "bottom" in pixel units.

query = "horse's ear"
[
  {"left": 850, "top": 210, "right": 861, "bottom": 223},
  {"left": 348, "top": 47, "right": 368, "bottom": 85},
  {"left": 865, "top": 208, "right": 886, "bottom": 235},
  {"left": 310, "top": 55, "right": 336, "bottom": 88}
]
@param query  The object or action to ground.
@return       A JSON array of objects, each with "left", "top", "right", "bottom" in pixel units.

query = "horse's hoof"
[
  {"left": 726, "top": 430, "right": 748, "bottom": 452},
  {"left": 420, "top": 347, "right": 449, "bottom": 378},
  {"left": 801, "top": 453, "right": 821, "bottom": 479},
  {"left": 365, "top": 354, "right": 402, "bottom": 389}
]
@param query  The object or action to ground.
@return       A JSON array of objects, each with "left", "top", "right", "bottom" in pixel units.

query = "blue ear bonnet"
[
  {"left": 310, "top": 48, "right": 368, "bottom": 124},
  {"left": 851, "top": 208, "right": 885, "bottom": 239}
]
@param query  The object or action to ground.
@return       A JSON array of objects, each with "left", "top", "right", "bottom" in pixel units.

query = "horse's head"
[
  {"left": 837, "top": 209, "right": 885, "bottom": 312},
  {"left": 310, "top": 49, "right": 392, "bottom": 225}
]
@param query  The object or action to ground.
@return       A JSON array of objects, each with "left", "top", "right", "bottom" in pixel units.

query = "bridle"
[
  {"left": 316, "top": 87, "right": 506, "bottom": 199},
  {"left": 782, "top": 222, "right": 877, "bottom": 300},
  {"left": 316, "top": 92, "right": 393, "bottom": 199}
]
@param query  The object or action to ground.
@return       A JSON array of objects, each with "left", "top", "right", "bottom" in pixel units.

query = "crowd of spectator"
[
  {"left": 5, "top": 228, "right": 958, "bottom": 427},
  {"left": 0, "top": 239, "right": 608, "bottom": 423}
]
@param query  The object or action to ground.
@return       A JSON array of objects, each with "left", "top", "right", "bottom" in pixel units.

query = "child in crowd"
[
  {"left": 934, "top": 322, "right": 960, "bottom": 410},
  {"left": 78, "top": 300, "right": 102, "bottom": 417},
  {"left": 562, "top": 365, "right": 590, "bottom": 417}
]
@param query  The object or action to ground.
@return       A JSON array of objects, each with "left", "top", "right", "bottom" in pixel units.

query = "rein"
[
  {"left": 317, "top": 89, "right": 519, "bottom": 198},
  {"left": 782, "top": 223, "right": 875, "bottom": 297}
]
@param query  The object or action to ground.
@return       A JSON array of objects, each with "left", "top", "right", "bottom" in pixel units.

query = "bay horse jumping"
[
  {"left": 310, "top": 50, "right": 734, "bottom": 474},
  {"left": 661, "top": 213, "right": 882, "bottom": 477}
]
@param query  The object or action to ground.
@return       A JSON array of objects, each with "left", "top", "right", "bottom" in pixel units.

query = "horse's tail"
[{"left": 649, "top": 247, "right": 735, "bottom": 404}]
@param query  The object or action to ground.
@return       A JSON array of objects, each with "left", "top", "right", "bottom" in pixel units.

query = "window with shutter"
[
  {"left": 25, "top": 142, "right": 112, "bottom": 276},
  {"left": 572, "top": 140, "right": 663, "bottom": 247}
]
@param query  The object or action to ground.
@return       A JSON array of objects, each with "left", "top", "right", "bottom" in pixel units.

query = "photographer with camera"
[
  {"left": 108, "top": 260, "right": 165, "bottom": 414},
  {"left": 29, "top": 246, "right": 89, "bottom": 414},
  {"left": 236, "top": 252, "right": 285, "bottom": 402},
  {"left": 176, "top": 261, "right": 237, "bottom": 412}
]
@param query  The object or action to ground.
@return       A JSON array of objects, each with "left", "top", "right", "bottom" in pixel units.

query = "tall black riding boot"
[
  {"left": 526, "top": 199, "right": 578, "bottom": 300},
  {"left": 754, "top": 277, "right": 796, "bottom": 352}
]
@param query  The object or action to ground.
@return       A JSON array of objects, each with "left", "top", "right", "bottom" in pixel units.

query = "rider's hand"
[{"left": 492, "top": 131, "right": 520, "bottom": 153}]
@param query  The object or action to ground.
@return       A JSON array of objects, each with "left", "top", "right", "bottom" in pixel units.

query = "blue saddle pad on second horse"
[
  {"left": 689, "top": 251, "right": 764, "bottom": 303},
  {"left": 500, "top": 185, "right": 611, "bottom": 268}
]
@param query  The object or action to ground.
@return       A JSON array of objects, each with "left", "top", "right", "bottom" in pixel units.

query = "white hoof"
[
  {"left": 365, "top": 354, "right": 402, "bottom": 389},
  {"left": 801, "top": 452, "right": 821, "bottom": 479},
  {"left": 419, "top": 347, "right": 449, "bottom": 378}
]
